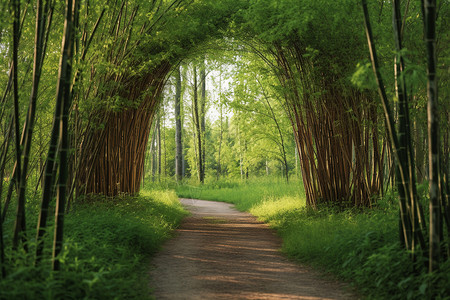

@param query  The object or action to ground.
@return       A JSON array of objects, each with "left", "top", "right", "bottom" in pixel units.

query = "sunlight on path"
[{"left": 149, "top": 199, "right": 357, "bottom": 300}]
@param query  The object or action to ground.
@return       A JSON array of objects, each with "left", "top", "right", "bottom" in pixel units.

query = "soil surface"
[{"left": 149, "top": 199, "right": 358, "bottom": 300}]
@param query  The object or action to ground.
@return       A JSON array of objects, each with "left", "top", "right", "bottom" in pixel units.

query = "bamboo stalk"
[
  {"left": 423, "top": 0, "right": 441, "bottom": 272},
  {"left": 11, "top": 0, "right": 25, "bottom": 250}
]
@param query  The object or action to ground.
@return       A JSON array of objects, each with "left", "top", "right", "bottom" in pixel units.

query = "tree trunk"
[
  {"left": 18, "top": 0, "right": 53, "bottom": 261},
  {"left": 35, "top": 1, "right": 71, "bottom": 260},
  {"left": 152, "top": 121, "right": 158, "bottom": 182},
  {"left": 157, "top": 112, "right": 161, "bottom": 181},
  {"left": 216, "top": 70, "right": 223, "bottom": 180},
  {"left": 11, "top": 0, "right": 25, "bottom": 250},
  {"left": 175, "top": 66, "right": 183, "bottom": 182},
  {"left": 217, "top": 101, "right": 223, "bottom": 180},
  {"left": 238, "top": 125, "right": 244, "bottom": 180},
  {"left": 192, "top": 66, "right": 204, "bottom": 183},
  {"left": 52, "top": 0, "right": 78, "bottom": 271},
  {"left": 0, "top": 119, "right": 12, "bottom": 277},
  {"left": 0, "top": 189, "right": 4, "bottom": 277},
  {"left": 200, "top": 65, "right": 206, "bottom": 182},
  {"left": 393, "top": 0, "right": 422, "bottom": 256},
  {"left": 295, "top": 142, "right": 299, "bottom": 178},
  {"left": 162, "top": 107, "right": 167, "bottom": 178},
  {"left": 423, "top": 0, "right": 441, "bottom": 273},
  {"left": 414, "top": 117, "right": 426, "bottom": 183}
]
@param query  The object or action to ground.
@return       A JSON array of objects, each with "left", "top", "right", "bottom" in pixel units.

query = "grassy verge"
[
  {"left": 175, "top": 176, "right": 304, "bottom": 211},
  {"left": 0, "top": 190, "right": 187, "bottom": 299},
  {"left": 176, "top": 178, "right": 450, "bottom": 299}
]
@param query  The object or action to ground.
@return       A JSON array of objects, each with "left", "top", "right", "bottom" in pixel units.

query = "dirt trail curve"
[{"left": 149, "top": 199, "right": 358, "bottom": 300}]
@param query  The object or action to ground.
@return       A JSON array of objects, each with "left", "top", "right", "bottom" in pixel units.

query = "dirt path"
[{"left": 149, "top": 199, "right": 358, "bottom": 300}]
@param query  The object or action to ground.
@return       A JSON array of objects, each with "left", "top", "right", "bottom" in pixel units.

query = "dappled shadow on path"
[{"left": 149, "top": 199, "right": 357, "bottom": 300}]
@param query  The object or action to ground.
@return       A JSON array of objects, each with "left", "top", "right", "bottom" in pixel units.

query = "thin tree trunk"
[
  {"left": 0, "top": 191, "right": 4, "bottom": 278},
  {"left": 52, "top": 0, "right": 78, "bottom": 271},
  {"left": 0, "top": 119, "right": 12, "bottom": 278},
  {"left": 15, "top": 0, "right": 52, "bottom": 258},
  {"left": 295, "top": 141, "right": 298, "bottom": 178},
  {"left": 11, "top": 0, "right": 25, "bottom": 250},
  {"left": 443, "top": 112, "right": 450, "bottom": 258},
  {"left": 393, "top": 0, "right": 421, "bottom": 256},
  {"left": 151, "top": 124, "right": 157, "bottom": 182},
  {"left": 175, "top": 66, "right": 183, "bottom": 182},
  {"left": 423, "top": 0, "right": 441, "bottom": 273},
  {"left": 200, "top": 65, "right": 206, "bottom": 182},
  {"left": 414, "top": 117, "right": 426, "bottom": 183},
  {"left": 163, "top": 107, "right": 167, "bottom": 178},
  {"left": 152, "top": 119, "right": 159, "bottom": 182},
  {"left": 35, "top": 0, "right": 76, "bottom": 266},
  {"left": 362, "top": 0, "right": 411, "bottom": 247},
  {"left": 157, "top": 111, "right": 161, "bottom": 181},
  {"left": 192, "top": 66, "right": 203, "bottom": 183},
  {"left": 216, "top": 69, "right": 223, "bottom": 180},
  {"left": 238, "top": 125, "right": 243, "bottom": 180},
  {"left": 217, "top": 101, "right": 223, "bottom": 180}
]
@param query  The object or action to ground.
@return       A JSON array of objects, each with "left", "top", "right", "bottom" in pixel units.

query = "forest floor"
[{"left": 148, "top": 199, "right": 359, "bottom": 300}]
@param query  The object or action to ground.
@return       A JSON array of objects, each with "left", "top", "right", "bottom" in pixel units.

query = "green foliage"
[
  {"left": 242, "top": 0, "right": 367, "bottom": 74},
  {"left": 155, "top": 53, "right": 296, "bottom": 183},
  {"left": 0, "top": 191, "right": 187, "bottom": 299},
  {"left": 177, "top": 180, "right": 450, "bottom": 299},
  {"left": 226, "top": 55, "right": 295, "bottom": 179},
  {"left": 351, "top": 62, "right": 378, "bottom": 91}
]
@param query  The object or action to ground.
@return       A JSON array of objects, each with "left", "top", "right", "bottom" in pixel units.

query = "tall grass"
[
  {"left": 176, "top": 178, "right": 450, "bottom": 299},
  {"left": 0, "top": 190, "right": 187, "bottom": 299}
]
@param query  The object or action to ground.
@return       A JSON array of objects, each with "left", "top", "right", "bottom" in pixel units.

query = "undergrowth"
[
  {"left": 176, "top": 178, "right": 450, "bottom": 300},
  {"left": 0, "top": 190, "right": 187, "bottom": 299}
]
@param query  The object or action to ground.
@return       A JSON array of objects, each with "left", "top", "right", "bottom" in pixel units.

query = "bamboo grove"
[{"left": 0, "top": 0, "right": 449, "bottom": 288}]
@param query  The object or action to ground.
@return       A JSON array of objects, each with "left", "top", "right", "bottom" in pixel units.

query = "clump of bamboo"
[
  {"left": 272, "top": 42, "right": 384, "bottom": 208},
  {"left": 361, "top": 0, "right": 450, "bottom": 283},
  {"left": 71, "top": 1, "right": 173, "bottom": 197},
  {"left": 75, "top": 64, "right": 170, "bottom": 196}
]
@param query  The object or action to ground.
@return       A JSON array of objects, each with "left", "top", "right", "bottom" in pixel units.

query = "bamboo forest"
[{"left": 0, "top": 0, "right": 449, "bottom": 299}]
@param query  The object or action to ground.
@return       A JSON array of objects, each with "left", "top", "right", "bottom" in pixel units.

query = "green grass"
[
  {"left": 0, "top": 190, "right": 187, "bottom": 299},
  {"left": 176, "top": 178, "right": 450, "bottom": 300},
  {"left": 175, "top": 176, "right": 304, "bottom": 211}
]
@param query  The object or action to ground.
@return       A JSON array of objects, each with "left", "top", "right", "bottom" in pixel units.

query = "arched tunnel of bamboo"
[
  {"left": 1, "top": 0, "right": 449, "bottom": 295},
  {"left": 67, "top": 0, "right": 388, "bottom": 208}
]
